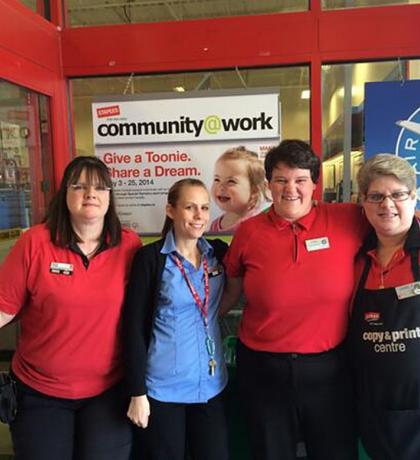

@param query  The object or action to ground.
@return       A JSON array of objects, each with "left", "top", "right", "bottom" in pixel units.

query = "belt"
[{"left": 238, "top": 339, "right": 345, "bottom": 359}]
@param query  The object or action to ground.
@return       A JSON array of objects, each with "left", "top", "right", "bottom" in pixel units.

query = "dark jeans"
[
  {"left": 237, "top": 340, "right": 358, "bottom": 460},
  {"left": 10, "top": 379, "right": 132, "bottom": 460},
  {"left": 137, "top": 391, "right": 229, "bottom": 460}
]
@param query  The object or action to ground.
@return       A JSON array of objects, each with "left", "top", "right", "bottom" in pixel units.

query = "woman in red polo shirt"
[
  {"left": 0, "top": 156, "right": 141, "bottom": 460},
  {"left": 222, "top": 140, "right": 367, "bottom": 460},
  {"left": 350, "top": 154, "right": 420, "bottom": 459}
]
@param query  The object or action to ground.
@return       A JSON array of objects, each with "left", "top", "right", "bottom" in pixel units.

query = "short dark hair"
[
  {"left": 264, "top": 139, "right": 320, "bottom": 183},
  {"left": 45, "top": 156, "right": 122, "bottom": 247},
  {"left": 161, "top": 178, "right": 208, "bottom": 238}
]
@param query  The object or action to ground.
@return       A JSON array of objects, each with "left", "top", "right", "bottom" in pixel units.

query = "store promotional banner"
[
  {"left": 365, "top": 80, "right": 420, "bottom": 195},
  {"left": 92, "top": 91, "right": 280, "bottom": 234}
]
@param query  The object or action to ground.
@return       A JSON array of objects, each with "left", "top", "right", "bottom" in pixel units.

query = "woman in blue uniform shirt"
[
  {"left": 123, "top": 178, "right": 229, "bottom": 460},
  {"left": 350, "top": 153, "right": 420, "bottom": 460}
]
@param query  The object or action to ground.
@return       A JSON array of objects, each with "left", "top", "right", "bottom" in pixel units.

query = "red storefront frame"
[
  {"left": 1, "top": 0, "right": 419, "bottom": 197},
  {"left": 0, "top": 0, "right": 70, "bottom": 190}
]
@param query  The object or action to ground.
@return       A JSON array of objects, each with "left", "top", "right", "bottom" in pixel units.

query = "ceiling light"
[{"left": 301, "top": 90, "right": 310, "bottom": 99}]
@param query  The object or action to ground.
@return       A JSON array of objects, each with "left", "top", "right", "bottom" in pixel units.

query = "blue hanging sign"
[{"left": 365, "top": 80, "right": 420, "bottom": 172}]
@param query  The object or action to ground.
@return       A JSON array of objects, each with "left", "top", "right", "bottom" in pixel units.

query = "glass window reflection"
[
  {"left": 67, "top": 0, "right": 308, "bottom": 27},
  {"left": 322, "top": 0, "right": 419, "bottom": 10},
  {"left": 72, "top": 67, "right": 310, "bottom": 155},
  {"left": 321, "top": 59, "right": 420, "bottom": 203}
]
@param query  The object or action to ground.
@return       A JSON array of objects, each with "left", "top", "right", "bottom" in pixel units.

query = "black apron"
[{"left": 350, "top": 228, "right": 420, "bottom": 460}]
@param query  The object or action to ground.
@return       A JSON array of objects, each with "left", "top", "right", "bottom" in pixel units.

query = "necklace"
[
  {"left": 80, "top": 243, "right": 99, "bottom": 258},
  {"left": 85, "top": 247, "right": 98, "bottom": 257},
  {"left": 379, "top": 269, "right": 389, "bottom": 289}
]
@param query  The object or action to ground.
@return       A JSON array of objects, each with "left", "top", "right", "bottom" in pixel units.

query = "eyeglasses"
[
  {"left": 68, "top": 184, "right": 111, "bottom": 193},
  {"left": 365, "top": 190, "right": 412, "bottom": 204}
]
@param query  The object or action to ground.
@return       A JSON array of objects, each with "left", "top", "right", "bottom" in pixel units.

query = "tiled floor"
[
  {"left": 0, "top": 423, "right": 12, "bottom": 459},
  {"left": 0, "top": 362, "right": 13, "bottom": 458},
  {"left": 0, "top": 237, "right": 19, "bottom": 459},
  {"left": 0, "top": 239, "right": 17, "bottom": 264}
]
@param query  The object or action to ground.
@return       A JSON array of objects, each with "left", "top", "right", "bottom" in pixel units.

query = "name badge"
[
  {"left": 209, "top": 265, "right": 224, "bottom": 278},
  {"left": 305, "top": 237, "right": 330, "bottom": 252},
  {"left": 50, "top": 262, "right": 73, "bottom": 276},
  {"left": 395, "top": 282, "right": 420, "bottom": 300}
]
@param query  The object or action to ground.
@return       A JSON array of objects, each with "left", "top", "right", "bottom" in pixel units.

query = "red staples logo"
[
  {"left": 365, "top": 312, "right": 380, "bottom": 323},
  {"left": 97, "top": 105, "right": 120, "bottom": 118}
]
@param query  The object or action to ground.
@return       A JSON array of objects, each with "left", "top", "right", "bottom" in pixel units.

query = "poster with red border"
[{"left": 92, "top": 90, "right": 280, "bottom": 234}]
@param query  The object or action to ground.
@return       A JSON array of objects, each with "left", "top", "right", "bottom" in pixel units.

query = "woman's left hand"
[{"left": 127, "top": 395, "right": 150, "bottom": 428}]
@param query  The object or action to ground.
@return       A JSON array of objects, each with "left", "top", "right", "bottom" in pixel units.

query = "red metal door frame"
[
  {"left": 0, "top": 0, "right": 70, "bottom": 191},
  {"left": 1, "top": 0, "right": 419, "bottom": 197},
  {"left": 59, "top": 0, "right": 420, "bottom": 197}
]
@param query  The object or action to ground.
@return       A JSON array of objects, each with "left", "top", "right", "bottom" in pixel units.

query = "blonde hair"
[
  {"left": 357, "top": 153, "right": 416, "bottom": 196},
  {"left": 217, "top": 146, "right": 269, "bottom": 209},
  {"left": 161, "top": 179, "right": 208, "bottom": 237}
]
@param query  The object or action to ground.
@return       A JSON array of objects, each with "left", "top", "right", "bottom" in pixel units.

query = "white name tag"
[
  {"left": 209, "top": 265, "right": 224, "bottom": 278},
  {"left": 305, "top": 237, "right": 330, "bottom": 252},
  {"left": 50, "top": 262, "right": 73, "bottom": 276},
  {"left": 395, "top": 282, "right": 420, "bottom": 300}
]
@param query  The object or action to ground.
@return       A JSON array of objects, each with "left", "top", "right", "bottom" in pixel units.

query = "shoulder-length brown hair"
[{"left": 45, "top": 156, "right": 122, "bottom": 247}]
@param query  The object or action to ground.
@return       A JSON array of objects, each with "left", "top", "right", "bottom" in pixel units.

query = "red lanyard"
[{"left": 171, "top": 254, "right": 209, "bottom": 327}]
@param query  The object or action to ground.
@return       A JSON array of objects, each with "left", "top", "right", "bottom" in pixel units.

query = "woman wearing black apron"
[{"left": 350, "top": 153, "right": 420, "bottom": 460}]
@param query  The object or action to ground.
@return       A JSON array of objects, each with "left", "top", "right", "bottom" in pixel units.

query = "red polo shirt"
[
  {"left": 224, "top": 203, "right": 367, "bottom": 353},
  {"left": 0, "top": 224, "right": 141, "bottom": 398},
  {"left": 356, "top": 248, "right": 413, "bottom": 290}
]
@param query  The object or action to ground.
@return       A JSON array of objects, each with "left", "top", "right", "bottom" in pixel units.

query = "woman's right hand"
[
  {"left": 127, "top": 395, "right": 150, "bottom": 428},
  {"left": 0, "top": 311, "right": 15, "bottom": 328}
]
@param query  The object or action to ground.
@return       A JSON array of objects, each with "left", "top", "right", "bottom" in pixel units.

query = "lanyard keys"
[{"left": 208, "top": 358, "right": 217, "bottom": 377}]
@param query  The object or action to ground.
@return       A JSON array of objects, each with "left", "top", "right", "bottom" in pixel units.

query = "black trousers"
[
  {"left": 358, "top": 403, "right": 420, "bottom": 460},
  {"left": 237, "top": 341, "right": 358, "bottom": 460},
  {"left": 10, "top": 379, "right": 132, "bottom": 460},
  {"left": 138, "top": 392, "right": 229, "bottom": 460}
]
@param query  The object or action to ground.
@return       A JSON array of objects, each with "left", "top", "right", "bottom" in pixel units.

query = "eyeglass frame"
[
  {"left": 68, "top": 183, "right": 111, "bottom": 193},
  {"left": 364, "top": 190, "right": 413, "bottom": 204}
]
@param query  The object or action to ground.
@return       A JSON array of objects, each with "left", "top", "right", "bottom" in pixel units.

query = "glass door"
[
  {"left": 0, "top": 79, "right": 54, "bottom": 236},
  {"left": 0, "top": 79, "right": 54, "bottom": 357}
]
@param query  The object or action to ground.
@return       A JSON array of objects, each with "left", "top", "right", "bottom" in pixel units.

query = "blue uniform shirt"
[{"left": 146, "top": 231, "right": 228, "bottom": 403}]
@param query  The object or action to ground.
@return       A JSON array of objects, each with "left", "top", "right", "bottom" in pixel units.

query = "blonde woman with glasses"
[{"left": 349, "top": 153, "right": 420, "bottom": 460}]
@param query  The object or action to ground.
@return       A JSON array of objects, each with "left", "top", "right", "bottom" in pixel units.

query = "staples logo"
[
  {"left": 365, "top": 312, "right": 380, "bottom": 323},
  {"left": 97, "top": 105, "right": 120, "bottom": 118}
]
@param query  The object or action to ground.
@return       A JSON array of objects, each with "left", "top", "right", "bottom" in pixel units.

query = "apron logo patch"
[{"left": 365, "top": 312, "right": 380, "bottom": 323}]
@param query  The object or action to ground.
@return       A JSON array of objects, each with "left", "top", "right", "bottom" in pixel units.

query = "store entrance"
[{"left": 0, "top": 78, "right": 54, "bottom": 359}]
